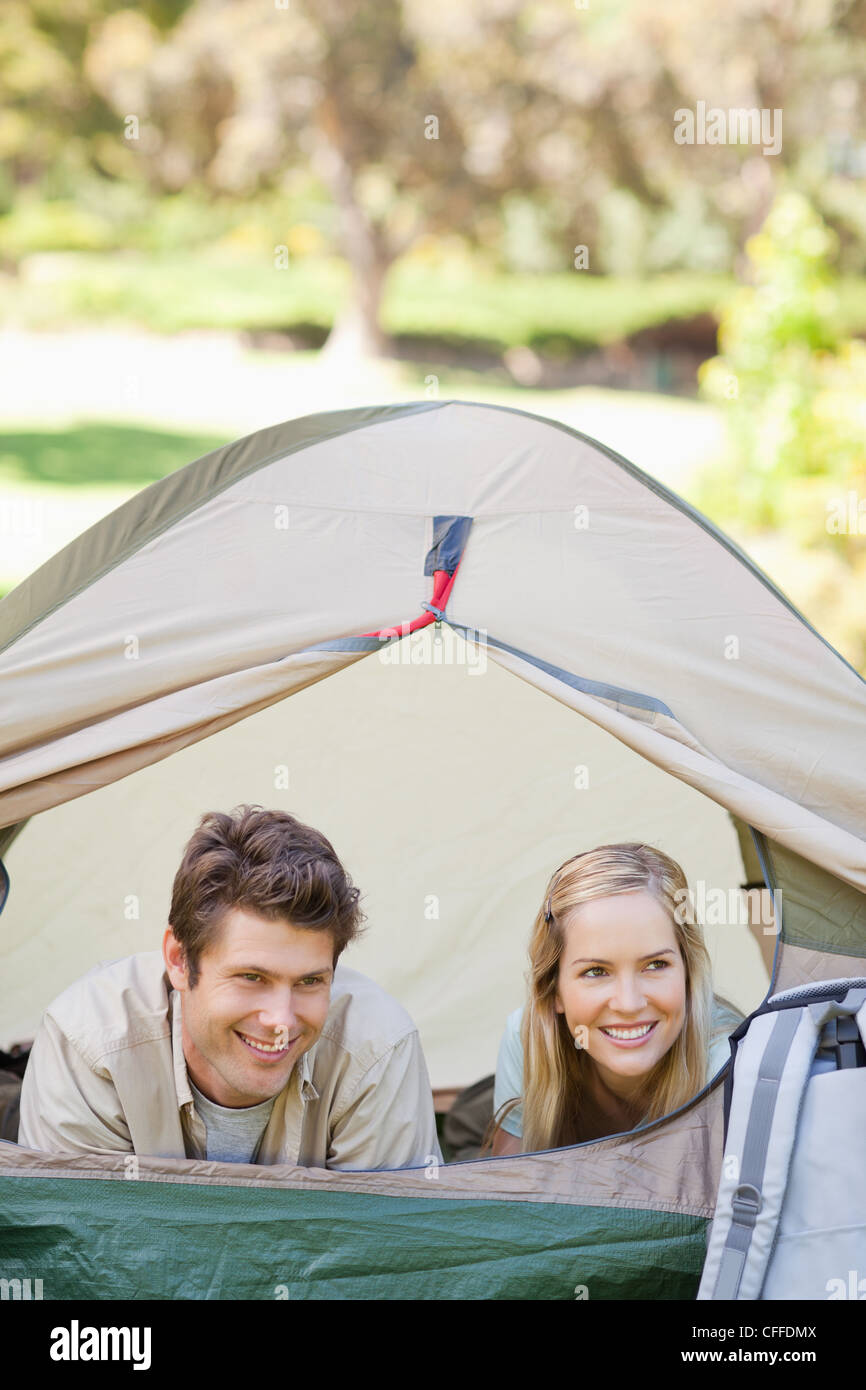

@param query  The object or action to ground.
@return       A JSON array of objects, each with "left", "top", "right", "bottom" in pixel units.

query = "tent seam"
[
  {"left": 0, "top": 400, "right": 443, "bottom": 658},
  {"left": 2, "top": 398, "right": 862, "bottom": 689}
]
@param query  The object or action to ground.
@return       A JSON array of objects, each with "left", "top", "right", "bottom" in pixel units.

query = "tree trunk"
[
  {"left": 320, "top": 236, "right": 391, "bottom": 363},
  {"left": 313, "top": 92, "right": 394, "bottom": 362}
]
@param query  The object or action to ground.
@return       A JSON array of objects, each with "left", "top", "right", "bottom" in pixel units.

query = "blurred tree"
[
  {"left": 0, "top": 0, "right": 195, "bottom": 198},
  {"left": 697, "top": 190, "right": 866, "bottom": 669},
  {"left": 432, "top": 0, "right": 866, "bottom": 273},
  {"left": 78, "top": 0, "right": 483, "bottom": 357},
  {"left": 3, "top": 0, "right": 866, "bottom": 347}
]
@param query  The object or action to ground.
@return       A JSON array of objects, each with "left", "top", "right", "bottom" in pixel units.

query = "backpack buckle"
[
  {"left": 731, "top": 1183, "right": 762, "bottom": 1227},
  {"left": 820, "top": 1015, "right": 866, "bottom": 1070}
]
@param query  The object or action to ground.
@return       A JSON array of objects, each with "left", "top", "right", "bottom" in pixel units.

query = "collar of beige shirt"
[{"left": 22, "top": 950, "right": 439, "bottom": 1170}]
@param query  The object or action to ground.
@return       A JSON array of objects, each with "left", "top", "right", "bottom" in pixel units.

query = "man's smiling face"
[{"left": 163, "top": 907, "right": 335, "bottom": 1107}]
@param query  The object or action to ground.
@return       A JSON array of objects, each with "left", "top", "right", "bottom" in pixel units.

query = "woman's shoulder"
[
  {"left": 498, "top": 1006, "right": 524, "bottom": 1063},
  {"left": 710, "top": 995, "right": 746, "bottom": 1034},
  {"left": 706, "top": 994, "right": 746, "bottom": 1081},
  {"left": 494, "top": 1006, "right": 526, "bottom": 1137},
  {"left": 504, "top": 1005, "right": 524, "bottom": 1036}
]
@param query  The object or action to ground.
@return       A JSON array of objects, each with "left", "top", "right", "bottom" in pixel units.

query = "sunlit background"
[{"left": 1, "top": 0, "right": 864, "bottom": 673}]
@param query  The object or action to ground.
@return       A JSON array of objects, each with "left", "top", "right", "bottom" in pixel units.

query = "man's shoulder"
[
  {"left": 43, "top": 951, "right": 172, "bottom": 1059},
  {"left": 322, "top": 964, "right": 419, "bottom": 1063}
]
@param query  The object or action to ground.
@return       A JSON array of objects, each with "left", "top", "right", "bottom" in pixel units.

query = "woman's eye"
[
  {"left": 645, "top": 959, "right": 669, "bottom": 971},
  {"left": 581, "top": 966, "right": 607, "bottom": 978}
]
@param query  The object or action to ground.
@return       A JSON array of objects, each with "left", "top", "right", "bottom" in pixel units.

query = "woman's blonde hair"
[{"left": 509, "top": 843, "right": 713, "bottom": 1152}]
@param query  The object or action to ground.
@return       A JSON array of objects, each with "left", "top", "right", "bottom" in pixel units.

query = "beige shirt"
[{"left": 18, "top": 951, "right": 442, "bottom": 1171}]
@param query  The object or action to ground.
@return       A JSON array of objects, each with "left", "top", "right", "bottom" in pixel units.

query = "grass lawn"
[
  {"left": 0, "top": 422, "right": 229, "bottom": 489},
  {"left": 8, "top": 251, "right": 866, "bottom": 346},
  {"left": 3, "top": 254, "right": 734, "bottom": 344},
  {"left": 0, "top": 423, "right": 230, "bottom": 597}
]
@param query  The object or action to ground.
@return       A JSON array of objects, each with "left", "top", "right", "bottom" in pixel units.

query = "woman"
[{"left": 491, "top": 843, "right": 743, "bottom": 1153}]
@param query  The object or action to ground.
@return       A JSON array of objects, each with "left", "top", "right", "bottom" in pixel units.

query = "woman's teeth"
[{"left": 600, "top": 1023, "right": 655, "bottom": 1039}]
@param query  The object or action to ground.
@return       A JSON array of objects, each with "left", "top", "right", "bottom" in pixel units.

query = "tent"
[{"left": 0, "top": 397, "right": 864, "bottom": 1300}]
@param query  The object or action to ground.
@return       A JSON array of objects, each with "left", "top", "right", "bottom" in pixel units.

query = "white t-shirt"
[{"left": 493, "top": 996, "right": 744, "bottom": 1139}]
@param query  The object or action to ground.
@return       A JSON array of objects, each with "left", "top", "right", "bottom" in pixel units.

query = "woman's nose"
[{"left": 608, "top": 975, "right": 647, "bottom": 1015}]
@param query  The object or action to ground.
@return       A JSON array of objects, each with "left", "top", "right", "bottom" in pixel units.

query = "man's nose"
[{"left": 256, "top": 989, "right": 298, "bottom": 1038}]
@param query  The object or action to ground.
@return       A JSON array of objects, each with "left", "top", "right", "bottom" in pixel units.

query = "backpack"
[{"left": 698, "top": 977, "right": 866, "bottom": 1301}]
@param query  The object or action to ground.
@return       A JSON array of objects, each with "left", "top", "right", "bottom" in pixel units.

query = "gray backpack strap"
[
  {"left": 699, "top": 1006, "right": 809, "bottom": 1300},
  {"left": 698, "top": 983, "right": 866, "bottom": 1301}
]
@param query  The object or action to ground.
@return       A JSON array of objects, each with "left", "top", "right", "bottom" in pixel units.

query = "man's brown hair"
[{"left": 168, "top": 805, "right": 365, "bottom": 986}]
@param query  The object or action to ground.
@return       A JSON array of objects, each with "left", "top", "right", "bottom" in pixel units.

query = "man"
[{"left": 18, "top": 805, "right": 441, "bottom": 1170}]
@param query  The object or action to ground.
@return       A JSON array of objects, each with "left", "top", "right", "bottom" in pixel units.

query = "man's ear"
[{"left": 163, "top": 928, "right": 189, "bottom": 991}]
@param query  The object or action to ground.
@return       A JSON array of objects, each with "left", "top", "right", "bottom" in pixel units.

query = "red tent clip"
[{"left": 364, "top": 563, "right": 461, "bottom": 640}]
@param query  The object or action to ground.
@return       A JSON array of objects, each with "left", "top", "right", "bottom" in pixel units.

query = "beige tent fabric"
[
  {"left": 0, "top": 401, "right": 427, "bottom": 658},
  {"left": 0, "top": 647, "right": 369, "bottom": 826},
  {"left": 1, "top": 1078, "right": 725, "bottom": 1215},
  {"left": 484, "top": 643, "right": 866, "bottom": 896},
  {"left": 1, "top": 402, "right": 863, "bottom": 880},
  {"left": 775, "top": 944, "right": 866, "bottom": 993},
  {"left": 0, "top": 507, "right": 429, "bottom": 763},
  {"left": 0, "top": 400, "right": 862, "bottom": 1087}
]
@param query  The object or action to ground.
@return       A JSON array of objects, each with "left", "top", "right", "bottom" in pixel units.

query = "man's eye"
[
  {"left": 299, "top": 976, "right": 324, "bottom": 987},
  {"left": 241, "top": 973, "right": 262, "bottom": 983}
]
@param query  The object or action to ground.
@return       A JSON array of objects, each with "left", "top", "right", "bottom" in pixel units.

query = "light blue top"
[{"left": 494, "top": 997, "right": 744, "bottom": 1138}]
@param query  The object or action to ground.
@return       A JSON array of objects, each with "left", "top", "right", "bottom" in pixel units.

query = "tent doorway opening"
[{"left": 0, "top": 624, "right": 773, "bottom": 1145}]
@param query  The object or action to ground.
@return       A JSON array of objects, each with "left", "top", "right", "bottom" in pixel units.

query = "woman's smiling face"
[{"left": 554, "top": 889, "right": 687, "bottom": 1100}]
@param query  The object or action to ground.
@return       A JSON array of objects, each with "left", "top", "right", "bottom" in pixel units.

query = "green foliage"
[
  {"left": 698, "top": 193, "right": 866, "bottom": 547},
  {"left": 0, "top": 182, "right": 334, "bottom": 262},
  {"left": 696, "top": 192, "right": 866, "bottom": 672},
  {"left": 499, "top": 194, "right": 565, "bottom": 274},
  {"left": 0, "top": 197, "right": 115, "bottom": 255}
]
